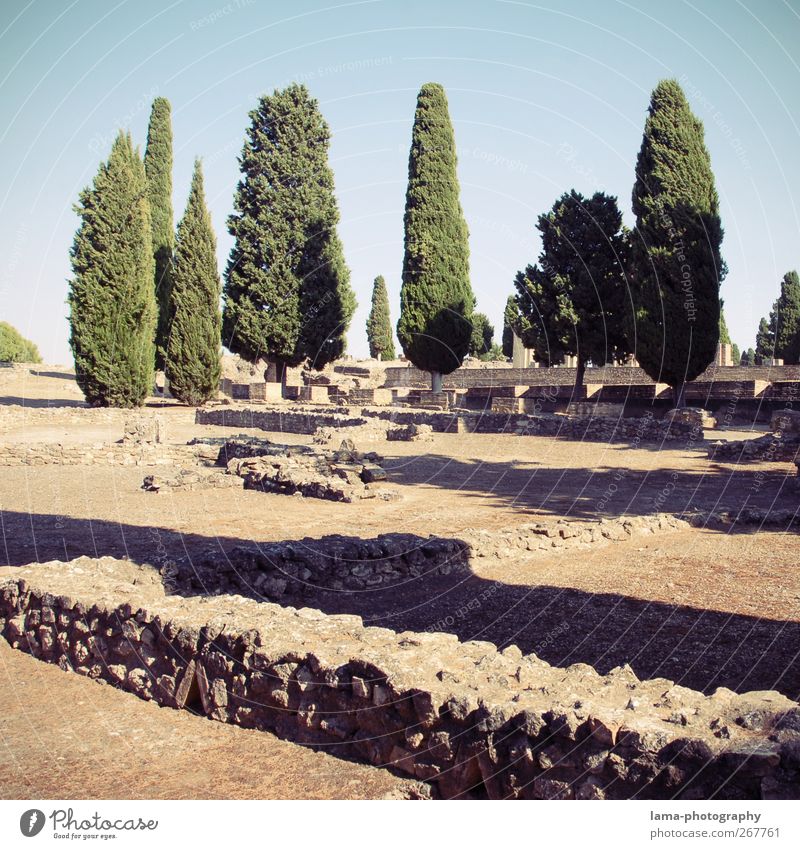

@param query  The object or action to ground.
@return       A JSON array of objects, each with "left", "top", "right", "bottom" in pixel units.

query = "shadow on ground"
[
  {"left": 380, "top": 451, "right": 800, "bottom": 520},
  {"left": 3, "top": 509, "right": 798, "bottom": 701}
]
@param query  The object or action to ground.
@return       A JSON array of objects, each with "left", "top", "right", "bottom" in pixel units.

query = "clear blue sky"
[{"left": 1, "top": 0, "right": 798, "bottom": 363}]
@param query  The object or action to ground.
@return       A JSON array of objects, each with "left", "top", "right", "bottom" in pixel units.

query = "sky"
[{"left": 0, "top": 0, "right": 798, "bottom": 364}]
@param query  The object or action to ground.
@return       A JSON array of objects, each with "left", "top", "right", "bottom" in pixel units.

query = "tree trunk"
[
  {"left": 673, "top": 380, "right": 685, "bottom": 408},
  {"left": 573, "top": 357, "right": 586, "bottom": 401},
  {"left": 430, "top": 371, "right": 443, "bottom": 393}
]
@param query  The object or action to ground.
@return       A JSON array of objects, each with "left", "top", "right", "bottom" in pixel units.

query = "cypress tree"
[
  {"left": 366, "top": 275, "right": 396, "bottom": 360},
  {"left": 515, "top": 190, "right": 631, "bottom": 394},
  {"left": 144, "top": 97, "right": 174, "bottom": 370},
  {"left": 755, "top": 315, "right": 775, "bottom": 364},
  {"left": 740, "top": 347, "right": 755, "bottom": 366},
  {"left": 397, "top": 82, "right": 474, "bottom": 392},
  {"left": 223, "top": 84, "right": 355, "bottom": 380},
  {"left": 468, "top": 312, "right": 494, "bottom": 356},
  {"left": 502, "top": 295, "right": 519, "bottom": 359},
  {"left": 719, "top": 305, "right": 732, "bottom": 345},
  {"left": 165, "top": 160, "right": 221, "bottom": 405},
  {"left": 629, "top": 79, "right": 725, "bottom": 406},
  {"left": 69, "top": 132, "right": 156, "bottom": 406},
  {"left": 773, "top": 270, "right": 800, "bottom": 363}
]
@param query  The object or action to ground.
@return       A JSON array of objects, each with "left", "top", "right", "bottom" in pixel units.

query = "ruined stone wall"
[
  {"left": 195, "top": 406, "right": 364, "bottom": 435},
  {"left": 1, "top": 557, "right": 798, "bottom": 800},
  {"left": 383, "top": 364, "right": 800, "bottom": 390},
  {"left": 0, "top": 442, "right": 201, "bottom": 466}
]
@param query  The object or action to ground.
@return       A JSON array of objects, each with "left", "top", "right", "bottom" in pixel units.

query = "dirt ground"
[{"left": 2, "top": 366, "right": 799, "bottom": 797}]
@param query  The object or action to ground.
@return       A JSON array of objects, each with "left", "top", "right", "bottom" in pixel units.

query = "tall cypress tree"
[
  {"left": 468, "top": 312, "right": 494, "bottom": 356},
  {"left": 165, "top": 160, "right": 221, "bottom": 405},
  {"left": 502, "top": 295, "right": 519, "bottom": 359},
  {"left": 755, "top": 315, "right": 775, "bottom": 364},
  {"left": 773, "top": 270, "right": 800, "bottom": 364},
  {"left": 366, "top": 275, "right": 396, "bottom": 360},
  {"left": 223, "top": 84, "right": 355, "bottom": 380},
  {"left": 144, "top": 97, "right": 174, "bottom": 370},
  {"left": 69, "top": 132, "right": 156, "bottom": 407},
  {"left": 629, "top": 79, "right": 724, "bottom": 406},
  {"left": 515, "top": 190, "right": 631, "bottom": 394},
  {"left": 397, "top": 82, "right": 474, "bottom": 392}
]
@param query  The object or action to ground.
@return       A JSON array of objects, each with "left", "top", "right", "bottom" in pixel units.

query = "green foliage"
[
  {"left": 144, "top": 97, "right": 174, "bottom": 370},
  {"left": 477, "top": 342, "right": 504, "bottom": 362},
  {"left": 772, "top": 270, "right": 800, "bottom": 364},
  {"left": 468, "top": 311, "right": 494, "bottom": 356},
  {"left": 223, "top": 84, "right": 355, "bottom": 375},
  {"left": 514, "top": 190, "right": 630, "bottom": 390},
  {"left": 731, "top": 342, "right": 740, "bottom": 365},
  {"left": 366, "top": 275, "right": 396, "bottom": 360},
  {"left": 68, "top": 132, "right": 156, "bottom": 407},
  {"left": 755, "top": 315, "right": 775, "bottom": 364},
  {"left": 501, "top": 295, "right": 519, "bottom": 359},
  {"left": 740, "top": 347, "right": 756, "bottom": 366},
  {"left": 629, "top": 79, "right": 724, "bottom": 402},
  {"left": 719, "top": 304, "right": 732, "bottom": 345},
  {"left": 165, "top": 160, "right": 221, "bottom": 405},
  {"left": 0, "top": 322, "right": 41, "bottom": 363},
  {"left": 397, "top": 83, "right": 474, "bottom": 383}
]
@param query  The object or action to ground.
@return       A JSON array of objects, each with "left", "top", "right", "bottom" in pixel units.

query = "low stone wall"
[
  {"left": 0, "top": 442, "right": 201, "bottom": 467},
  {"left": 195, "top": 405, "right": 364, "bottom": 435},
  {"left": 2, "top": 557, "right": 798, "bottom": 800}
]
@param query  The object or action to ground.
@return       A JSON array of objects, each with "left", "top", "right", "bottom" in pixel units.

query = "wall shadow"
[
  {"left": 2, "top": 509, "right": 798, "bottom": 701},
  {"left": 0, "top": 396, "right": 88, "bottom": 409},
  {"left": 379, "top": 452, "right": 800, "bottom": 521}
]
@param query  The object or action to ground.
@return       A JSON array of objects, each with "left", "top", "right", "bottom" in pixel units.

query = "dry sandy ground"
[{"left": 1, "top": 365, "right": 799, "bottom": 797}]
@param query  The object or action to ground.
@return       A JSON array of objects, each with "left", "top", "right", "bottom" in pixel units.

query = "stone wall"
[
  {"left": 2, "top": 557, "right": 798, "bottom": 800},
  {"left": 195, "top": 405, "right": 363, "bottom": 435},
  {"left": 0, "top": 442, "right": 201, "bottom": 467},
  {"left": 383, "top": 364, "right": 800, "bottom": 390}
]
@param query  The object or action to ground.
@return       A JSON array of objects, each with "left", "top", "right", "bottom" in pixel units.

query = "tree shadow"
[
  {"left": 379, "top": 451, "right": 800, "bottom": 521},
  {"left": 0, "top": 396, "right": 88, "bottom": 409},
  {"left": 28, "top": 370, "right": 77, "bottom": 381},
  {"left": 2, "top": 509, "right": 798, "bottom": 700}
]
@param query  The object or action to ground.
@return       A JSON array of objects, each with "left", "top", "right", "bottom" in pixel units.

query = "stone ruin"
[
  {"left": 2, "top": 556, "right": 798, "bottom": 800},
  {"left": 708, "top": 408, "right": 800, "bottom": 462}
]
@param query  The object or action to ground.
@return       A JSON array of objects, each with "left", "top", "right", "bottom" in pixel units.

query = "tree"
[
  {"left": 501, "top": 295, "right": 519, "bottom": 359},
  {"left": 366, "top": 275, "right": 396, "bottom": 360},
  {"left": 165, "top": 160, "right": 221, "bottom": 405},
  {"left": 144, "top": 97, "right": 174, "bottom": 370},
  {"left": 731, "top": 343, "right": 740, "bottom": 365},
  {"left": 469, "top": 312, "right": 494, "bottom": 356},
  {"left": 397, "top": 83, "right": 474, "bottom": 392},
  {"left": 69, "top": 132, "right": 156, "bottom": 407},
  {"left": 515, "top": 190, "right": 631, "bottom": 395},
  {"left": 740, "top": 347, "right": 755, "bottom": 366},
  {"left": 755, "top": 315, "right": 775, "bottom": 364},
  {"left": 629, "top": 79, "right": 725, "bottom": 407},
  {"left": 0, "top": 322, "right": 41, "bottom": 363},
  {"left": 773, "top": 270, "right": 800, "bottom": 363},
  {"left": 223, "top": 84, "right": 355, "bottom": 381}
]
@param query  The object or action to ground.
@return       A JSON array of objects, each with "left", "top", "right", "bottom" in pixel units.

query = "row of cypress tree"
[
  {"left": 69, "top": 99, "right": 221, "bottom": 407},
  {"left": 70, "top": 78, "right": 761, "bottom": 406}
]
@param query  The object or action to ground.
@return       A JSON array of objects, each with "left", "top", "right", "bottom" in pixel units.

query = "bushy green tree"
[
  {"left": 144, "top": 97, "right": 174, "bottom": 370},
  {"left": 468, "top": 312, "right": 494, "bottom": 356},
  {"left": 740, "top": 347, "right": 755, "bottom": 366},
  {"left": 165, "top": 160, "right": 221, "bottom": 405},
  {"left": 366, "top": 275, "right": 396, "bottom": 360},
  {"left": 397, "top": 83, "right": 474, "bottom": 392},
  {"left": 515, "top": 190, "right": 630, "bottom": 394},
  {"left": 772, "top": 270, "right": 800, "bottom": 363},
  {"left": 0, "top": 322, "right": 41, "bottom": 362},
  {"left": 223, "top": 84, "right": 355, "bottom": 381},
  {"left": 501, "top": 295, "right": 519, "bottom": 359},
  {"left": 629, "top": 79, "right": 725, "bottom": 406},
  {"left": 69, "top": 132, "right": 156, "bottom": 407},
  {"left": 755, "top": 315, "right": 775, "bottom": 364},
  {"left": 731, "top": 342, "right": 741, "bottom": 365}
]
